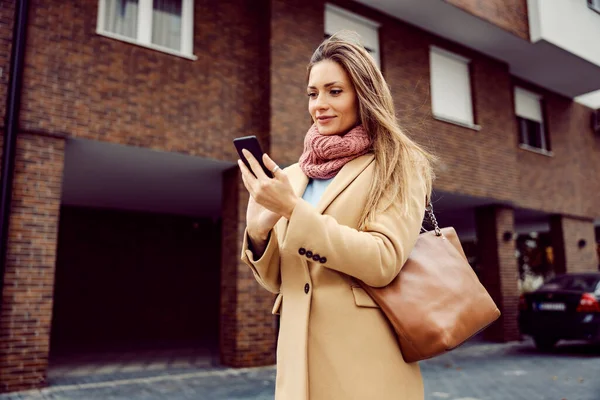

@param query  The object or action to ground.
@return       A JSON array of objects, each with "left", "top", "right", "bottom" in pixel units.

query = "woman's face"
[{"left": 307, "top": 60, "right": 359, "bottom": 136}]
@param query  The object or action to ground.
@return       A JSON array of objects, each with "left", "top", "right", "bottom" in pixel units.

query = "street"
[{"left": 1, "top": 339, "right": 598, "bottom": 400}]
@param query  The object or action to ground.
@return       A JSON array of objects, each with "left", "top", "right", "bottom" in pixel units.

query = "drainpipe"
[{"left": 0, "top": 0, "right": 30, "bottom": 304}]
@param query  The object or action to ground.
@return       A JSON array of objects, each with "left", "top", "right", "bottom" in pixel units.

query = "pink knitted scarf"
[{"left": 299, "top": 124, "right": 372, "bottom": 179}]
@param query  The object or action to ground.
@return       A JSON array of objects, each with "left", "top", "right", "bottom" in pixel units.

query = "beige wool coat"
[{"left": 241, "top": 153, "right": 427, "bottom": 400}]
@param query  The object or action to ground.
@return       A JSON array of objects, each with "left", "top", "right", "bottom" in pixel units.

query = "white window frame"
[
  {"left": 429, "top": 46, "right": 480, "bottom": 130},
  {"left": 514, "top": 87, "right": 552, "bottom": 155},
  {"left": 97, "top": 0, "right": 197, "bottom": 60},
  {"left": 325, "top": 4, "right": 381, "bottom": 68}
]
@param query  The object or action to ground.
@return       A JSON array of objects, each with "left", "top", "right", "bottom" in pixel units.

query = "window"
[
  {"left": 514, "top": 87, "right": 550, "bottom": 152},
  {"left": 429, "top": 47, "right": 477, "bottom": 129},
  {"left": 588, "top": 0, "right": 600, "bottom": 14},
  {"left": 325, "top": 4, "right": 381, "bottom": 68},
  {"left": 97, "top": 0, "right": 195, "bottom": 59},
  {"left": 540, "top": 275, "right": 600, "bottom": 293}
]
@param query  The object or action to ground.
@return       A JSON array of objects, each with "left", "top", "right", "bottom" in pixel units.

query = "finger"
[
  {"left": 237, "top": 158, "right": 254, "bottom": 181},
  {"left": 262, "top": 153, "right": 281, "bottom": 177},
  {"left": 242, "top": 149, "right": 268, "bottom": 180},
  {"left": 240, "top": 172, "right": 251, "bottom": 195},
  {"left": 237, "top": 160, "right": 256, "bottom": 194},
  {"left": 241, "top": 174, "right": 257, "bottom": 202}
]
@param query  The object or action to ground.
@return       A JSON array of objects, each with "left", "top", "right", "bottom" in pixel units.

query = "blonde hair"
[{"left": 307, "top": 32, "right": 436, "bottom": 229}]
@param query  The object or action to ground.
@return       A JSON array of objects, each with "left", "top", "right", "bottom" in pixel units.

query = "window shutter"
[
  {"left": 430, "top": 47, "right": 474, "bottom": 126},
  {"left": 325, "top": 4, "right": 380, "bottom": 68},
  {"left": 515, "top": 87, "right": 543, "bottom": 123}
]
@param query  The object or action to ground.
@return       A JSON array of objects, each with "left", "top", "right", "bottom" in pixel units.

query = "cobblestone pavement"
[{"left": 1, "top": 339, "right": 599, "bottom": 400}]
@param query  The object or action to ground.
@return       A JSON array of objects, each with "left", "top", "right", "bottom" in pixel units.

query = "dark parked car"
[{"left": 518, "top": 273, "right": 600, "bottom": 350}]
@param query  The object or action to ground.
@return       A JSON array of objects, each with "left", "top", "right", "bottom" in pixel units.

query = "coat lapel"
[
  {"left": 276, "top": 164, "right": 309, "bottom": 240},
  {"left": 287, "top": 164, "right": 309, "bottom": 200},
  {"left": 315, "top": 153, "right": 375, "bottom": 214},
  {"left": 278, "top": 154, "right": 374, "bottom": 238}
]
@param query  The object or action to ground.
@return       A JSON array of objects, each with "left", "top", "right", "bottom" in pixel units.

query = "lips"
[{"left": 317, "top": 116, "right": 335, "bottom": 121}]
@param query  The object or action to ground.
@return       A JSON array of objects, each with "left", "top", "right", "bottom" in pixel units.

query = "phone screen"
[{"left": 233, "top": 136, "right": 273, "bottom": 178}]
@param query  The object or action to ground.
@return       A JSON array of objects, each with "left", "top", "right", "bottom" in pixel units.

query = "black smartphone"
[{"left": 233, "top": 135, "right": 273, "bottom": 178}]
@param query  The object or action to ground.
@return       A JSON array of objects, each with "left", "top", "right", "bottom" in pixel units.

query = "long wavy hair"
[{"left": 307, "top": 32, "right": 436, "bottom": 229}]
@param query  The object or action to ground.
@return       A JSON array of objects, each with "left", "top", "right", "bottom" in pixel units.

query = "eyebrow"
[{"left": 307, "top": 81, "right": 343, "bottom": 90}]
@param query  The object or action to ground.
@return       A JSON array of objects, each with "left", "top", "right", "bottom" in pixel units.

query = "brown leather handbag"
[{"left": 358, "top": 202, "right": 501, "bottom": 363}]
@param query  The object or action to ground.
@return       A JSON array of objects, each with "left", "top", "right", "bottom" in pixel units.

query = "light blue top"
[{"left": 302, "top": 177, "right": 335, "bottom": 207}]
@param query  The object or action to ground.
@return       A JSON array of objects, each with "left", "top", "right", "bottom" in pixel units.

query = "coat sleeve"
[
  {"left": 280, "top": 173, "right": 426, "bottom": 288},
  {"left": 240, "top": 229, "right": 281, "bottom": 294}
]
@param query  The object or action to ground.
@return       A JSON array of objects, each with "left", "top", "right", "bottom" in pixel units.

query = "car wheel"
[{"left": 534, "top": 336, "right": 558, "bottom": 351}]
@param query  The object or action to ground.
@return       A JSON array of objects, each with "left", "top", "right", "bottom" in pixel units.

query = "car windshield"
[{"left": 540, "top": 275, "right": 600, "bottom": 292}]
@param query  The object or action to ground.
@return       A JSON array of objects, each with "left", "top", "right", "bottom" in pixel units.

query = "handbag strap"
[{"left": 425, "top": 200, "right": 442, "bottom": 237}]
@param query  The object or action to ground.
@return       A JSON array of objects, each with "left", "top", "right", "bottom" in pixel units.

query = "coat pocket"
[
  {"left": 351, "top": 286, "right": 379, "bottom": 308},
  {"left": 272, "top": 292, "right": 283, "bottom": 315}
]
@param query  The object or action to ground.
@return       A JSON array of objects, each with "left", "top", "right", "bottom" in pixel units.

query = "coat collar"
[{"left": 286, "top": 153, "right": 375, "bottom": 215}]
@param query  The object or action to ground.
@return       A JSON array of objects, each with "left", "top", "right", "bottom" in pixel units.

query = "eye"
[
  {"left": 330, "top": 89, "right": 342, "bottom": 96},
  {"left": 307, "top": 92, "right": 317, "bottom": 98}
]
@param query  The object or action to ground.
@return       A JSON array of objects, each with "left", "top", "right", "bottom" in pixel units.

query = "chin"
[{"left": 317, "top": 125, "right": 343, "bottom": 136}]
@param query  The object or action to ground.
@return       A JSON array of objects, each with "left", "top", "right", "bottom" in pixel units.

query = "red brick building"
[{"left": 0, "top": 0, "right": 599, "bottom": 393}]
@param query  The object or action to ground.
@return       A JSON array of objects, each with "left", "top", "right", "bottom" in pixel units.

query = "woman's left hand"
[{"left": 238, "top": 149, "right": 298, "bottom": 220}]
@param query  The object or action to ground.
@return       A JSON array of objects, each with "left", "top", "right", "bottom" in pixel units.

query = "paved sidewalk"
[
  {"left": 1, "top": 339, "right": 598, "bottom": 399},
  {"left": 420, "top": 339, "right": 599, "bottom": 400}
]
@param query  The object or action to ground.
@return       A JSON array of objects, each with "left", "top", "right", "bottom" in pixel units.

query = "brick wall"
[
  {"left": 560, "top": 217, "right": 597, "bottom": 274},
  {"left": 21, "top": 0, "right": 269, "bottom": 160},
  {"left": 0, "top": 133, "right": 64, "bottom": 393},
  {"left": 382, "top": 20, "right": 522, "bottom": 203},
  {"left": 550, "top": 215, "right": 598, "bottom": 274},
  {"left": 0, "top": 0, "right": 14, "bottom": 122},
  {"left": 495, "top": 207, "right": 520, "bottom": 341},
  {"left": 475, "top": 206, "right": 520, "bottom": 341},
  {"left": 220, "top": 168, "right": 239, "bottom": 365},
  {"left": 516, "top": 81, "right": 600, "bottom": 218},
  {"left": 444, "top": 0, "right": 529, "bottom": 40},
  {"left": 596, "top": 226, "right": 600, "bottom": 270},
  {"left": 220, "top": 168, "right": 277, "bottom": 367},
  {"left": 50, "top": 207, "right": 220, "bottom": 353}
]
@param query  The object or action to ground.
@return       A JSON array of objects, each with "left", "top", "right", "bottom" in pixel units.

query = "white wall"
[
  {"left": 575, "top": 89, "right": 600, "bottom": 109},
  {"left": 528, "top": 0, "right": 600, "bottom": 67}
]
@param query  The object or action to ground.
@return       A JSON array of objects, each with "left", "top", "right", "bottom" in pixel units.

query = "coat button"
[
  {"left": 319, "top": 257, "right": 327, "bottom": 264},
  {"left": 306, "top": 251, "right": 313, "bottom": 258},
  {"left": 312, "top": 254, "right": 321, "bottom": 262},
  {"left": 304, "top": 283, "right": 310, "bottom": 294},
  {"left": 298, "top": 248, "right": 306, "bottom": 255}
]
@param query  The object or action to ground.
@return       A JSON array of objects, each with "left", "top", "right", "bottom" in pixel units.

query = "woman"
[{"left": 238, "top": 32, "right": 435, "bottom": 400}]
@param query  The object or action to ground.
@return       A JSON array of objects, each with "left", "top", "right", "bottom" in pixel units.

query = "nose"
[{"left": 314, "top": 93, "right": 329, "bottom": 111}]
